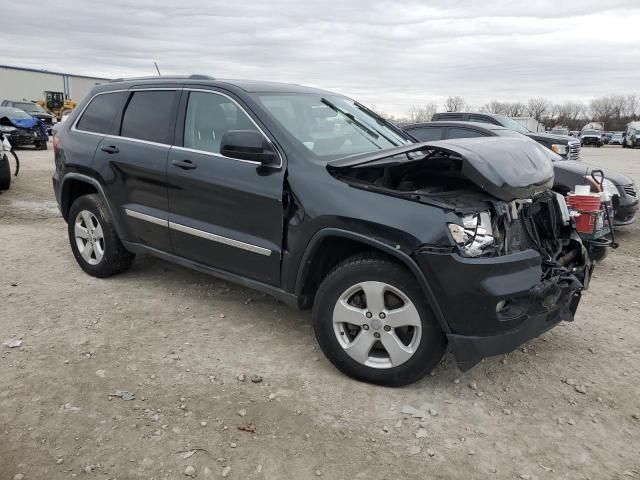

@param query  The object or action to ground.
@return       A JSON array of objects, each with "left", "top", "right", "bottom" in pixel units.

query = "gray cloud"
[{"left": 2, "top": 1, "right": 639, "bottom": 115}]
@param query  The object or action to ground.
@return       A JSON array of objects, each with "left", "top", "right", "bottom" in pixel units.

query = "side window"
[
  {"left": 76, "top": 92, "right": 127, "bottom": 134},
  {"left": 469, "top": 115, "right": 497, "bottom": 125},
  {"left": 120, "top": 90, "right": 176, "bottom": 144},
  {"left": 447, "top": 127, "right": 488, "bottom": 139},
  {"left": 183, "top": 91, "right": 258, "bottom": 154},
  {"left": 407, "top": 127, "right": 443, "bottom": 142}
]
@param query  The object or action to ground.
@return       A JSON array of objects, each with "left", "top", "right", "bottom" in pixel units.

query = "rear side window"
[
  {"left": 469, "top": 115, "right": 498, "bottom": 125},
  {"left": 447, "top": 127, "right": 488, "bottom": 139},
  {"left": 120, "top": 90, "right": 176, "bottom": 144},
  {"left": 76, "top": 92, "right": 126, "bottom": 134},
  {"left": 407, "top": 127, "right": 443, "bottom": 142}
]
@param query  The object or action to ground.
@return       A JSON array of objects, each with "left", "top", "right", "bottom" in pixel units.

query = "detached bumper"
[{"left": 415, "top": 249, "right": 588, "bottom": 370}]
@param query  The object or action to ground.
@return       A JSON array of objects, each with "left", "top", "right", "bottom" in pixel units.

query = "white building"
[{"left": 0, "top": 64, "right": 109, "bottom": 104}]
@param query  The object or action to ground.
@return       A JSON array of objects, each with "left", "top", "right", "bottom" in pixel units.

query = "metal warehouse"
[{"left": 0, "top": 64, "right": 109, "bottom": 104}]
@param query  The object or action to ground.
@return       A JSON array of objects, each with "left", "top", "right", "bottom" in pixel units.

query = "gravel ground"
[{"left": 1, "top": 143, "right": 639, "bottom": 480}]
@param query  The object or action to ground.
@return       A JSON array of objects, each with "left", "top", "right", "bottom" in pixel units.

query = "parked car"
[
  {"left": 53, "top": 76, "right": 592, "bottom": 386},
  {"left": 1, "top": 100, "right": 54, "bottom": 134},
  {"left": 0, "top": 107, "right": 48, "bottom": 149},
  {"left": 610, "top": 132, "right": 624, "bottom": 145},
  {"left": 623, "top": 121, "right": 640, "bottom": 148},
  {"left": 431, "top": 111, "right": 582, "bottom": 160},
  {"left": 580, "top": 129, "right": 603, "bottom": 147},
  {"left": 603, "top": 132, "right": 613, "bottom": 144},
  {"left": 550, "top": 128, "right": 569, "bottom": 136},
  {"left": 403, "top": 121, "right": 638, "bottom": 228}
]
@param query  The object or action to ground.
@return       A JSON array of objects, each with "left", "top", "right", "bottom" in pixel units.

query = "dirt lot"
[{"left": 1, "top": 143, "right": 639, "bottom": 480}]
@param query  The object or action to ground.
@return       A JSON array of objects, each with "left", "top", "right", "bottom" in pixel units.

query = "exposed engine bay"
[{"left": 328, "top": 143, "right": 591, "bottom": 291}]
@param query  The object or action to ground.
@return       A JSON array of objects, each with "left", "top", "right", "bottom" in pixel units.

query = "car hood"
[
  {"left": 0, "top": 115, "right": 39, "bottom": 129},
  {"left": 580, "top": 133, "right": 601, "bottom": 138},
  {"left": 525, "top": 131, "right": 576, "bottom": 144},
  {"left": 29, "top": 112, "right": 53, "bottom": 119},
  {"left": 554, "top": 160, "right": 632, "bottom": 186},
  {"left": 328, "top": 136, "right": 554, "bottom": 202}
]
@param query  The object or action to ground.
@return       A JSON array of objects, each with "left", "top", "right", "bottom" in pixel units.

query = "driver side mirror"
[{"left": 220, "top": 130, "right": 278, "bottom": 165}]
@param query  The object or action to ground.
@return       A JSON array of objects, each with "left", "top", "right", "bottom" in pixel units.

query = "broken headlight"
[{"left": 448, "top": 211, "right": 495, "bottom": 257}]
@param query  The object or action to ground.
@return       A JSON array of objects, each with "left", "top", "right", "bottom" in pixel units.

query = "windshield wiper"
[
  {"left": 320, "top": 98, "right": 381, "bottom": 141},
  {"left": 354, "top": 102, "right": 406, "bottom": 146}
]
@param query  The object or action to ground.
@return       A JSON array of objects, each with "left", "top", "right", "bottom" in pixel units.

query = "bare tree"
[
  {"left": 444, "top": 96, "right": 466, "bottom": 112},
  {"left": 506, "top": 102, "right": 527, "bottom": 117},
  {"left": 625, "top": 94, "right": 639, "bottom": 118},
  {"left": 553, "top": 101, "right": 584, "bottom": 129},
  {"left": 589, "top": 97, "right": 615, "bottom": 125},
  {"left": 481, "top": 101, "right": 509, "bottom": 115},
  {"left": 526, "top": 98, "right": 552, "bottom": 122},
  {"left": 407, "top": 102, "right": 438, "bottom": 123}
]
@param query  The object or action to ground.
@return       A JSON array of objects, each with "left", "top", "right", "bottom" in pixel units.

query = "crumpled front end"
[{"left": 415, "top": 191, "right": 592, "bottom": 370}]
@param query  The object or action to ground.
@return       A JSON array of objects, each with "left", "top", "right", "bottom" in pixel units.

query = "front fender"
[{"left": 293, "top": 227, "right": 451, "bottom": 334}]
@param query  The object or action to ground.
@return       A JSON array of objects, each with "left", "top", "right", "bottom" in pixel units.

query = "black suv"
[
  {"left": 432, "top": 111, "right": 582, "bottom": 161},
  {"left": 53, "top": 76, "right": 591, "bottom": 386}
]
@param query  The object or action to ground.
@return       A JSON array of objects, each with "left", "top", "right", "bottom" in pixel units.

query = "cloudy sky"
[{"left": 3, "top": 1, "right": 639, "bottom": 115}]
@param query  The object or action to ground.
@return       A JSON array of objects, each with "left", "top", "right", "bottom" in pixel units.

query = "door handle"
[
  {"left": 172, "top": 159, "right": 197, "bottom": 170},
  {"left": 100, "top": 145, "right": 119, "bottom": 154}
]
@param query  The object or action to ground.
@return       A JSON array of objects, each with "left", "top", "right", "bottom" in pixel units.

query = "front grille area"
[
  {"left": 623, "top": 184, "right": 637, "bottom": 197},
  {"left": 568, "top": 142, "right": 581, "bottom": 160}
]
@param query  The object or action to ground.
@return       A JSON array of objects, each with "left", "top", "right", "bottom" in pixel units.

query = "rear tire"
[
  {"left": 312, "top": 254, "right": 446, "bottom": 387},
  {"left": 0, "top": 154, "right": 10, "bottom": 191},
  {"left": 67, "top": 194, "right": 135, "bottom": 278}
]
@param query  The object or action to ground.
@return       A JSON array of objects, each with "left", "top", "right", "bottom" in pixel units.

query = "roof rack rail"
[{"left": 109, "top": 74, "right": 215, "bottom": 83}]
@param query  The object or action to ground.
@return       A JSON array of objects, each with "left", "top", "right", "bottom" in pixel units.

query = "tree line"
[{"left": 390, "top": 94, "right": 640, "bottom": 131}]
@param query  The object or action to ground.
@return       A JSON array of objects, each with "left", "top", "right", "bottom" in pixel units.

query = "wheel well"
[
  {"left": 61, "top": 179, "right": 98, "bottom": 220},
  {"left": 297, "top": 236, "right": 400, "bottom": 308}
]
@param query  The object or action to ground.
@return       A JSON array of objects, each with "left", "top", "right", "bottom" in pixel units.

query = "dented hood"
[{"left": 328, "top": 136, "right": 554, "bottom": 201}]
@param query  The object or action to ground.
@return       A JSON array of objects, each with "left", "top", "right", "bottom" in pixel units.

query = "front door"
[{"left": 167, "top": 89, "right": 285, "bottom": 286}]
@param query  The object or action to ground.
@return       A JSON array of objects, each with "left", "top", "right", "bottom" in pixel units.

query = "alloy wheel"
[
  {"left": 332, "top": 281, "right": 422, "bottom": 369},
  {"left": 74, "top": 210, "right": 105, "bottom": 265}
]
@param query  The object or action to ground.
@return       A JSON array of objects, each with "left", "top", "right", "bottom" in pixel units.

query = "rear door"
[
  {"left": 91, "top": 88, "right": 180, "bottom": 252},
  {"left": 166, "top": 88, "right": 285, "bottom": 285}
]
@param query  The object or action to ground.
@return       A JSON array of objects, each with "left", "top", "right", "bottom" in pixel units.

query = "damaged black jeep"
[{"left": 52, "top": 77, "right": 591, "bottom": 386}]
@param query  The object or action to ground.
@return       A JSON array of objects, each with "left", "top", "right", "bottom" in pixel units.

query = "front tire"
[
  {"left": 0, "top": 154, "right": 11, "bottom": 191},
  {"left": 312, "top": 255, "right": 446, "bottom": 387},
  {"left": 67, "top": 194, "right": 134, "bottom": 278}
]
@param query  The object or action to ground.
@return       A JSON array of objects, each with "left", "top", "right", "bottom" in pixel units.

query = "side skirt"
[{"left": 122, "top": 241, "right": 299, "bottom": 309}]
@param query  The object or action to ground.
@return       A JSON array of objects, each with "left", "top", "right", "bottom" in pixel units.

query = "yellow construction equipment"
[{"left": 36, "top": 91, "right": 77, "bottom": 120}]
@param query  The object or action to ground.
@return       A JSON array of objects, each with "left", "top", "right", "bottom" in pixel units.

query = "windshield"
[
  {"left": 14, "top": 102, "right": 44, "bottom": 113},
  {"left": 582, "top": 130, "right": 599, "bottom": 136},
  {"left": 255, "top": 93, "right": 411, "bottom": 160},
  {"left": 551, "top": 129, "right": 568, "bottom": 135},
  {"left": 493, "top": 115, "right": 529, "bottom": 133},
  {"left": 0, "top": 107, "right": 32, "bottom": 119}
]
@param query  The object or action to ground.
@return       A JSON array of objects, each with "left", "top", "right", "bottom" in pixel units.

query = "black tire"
[
  {"left": 0, "top": 154, "right": 10, "bottom": 191},
  {"left": 67, "top": 194, "right": 135, "bottom": 278},
  {"left": 312, "top": 254, "right": 446, "bottom": 387},
  {"left": 588, "top": 244, "right": 608, "bottom": 262}
]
